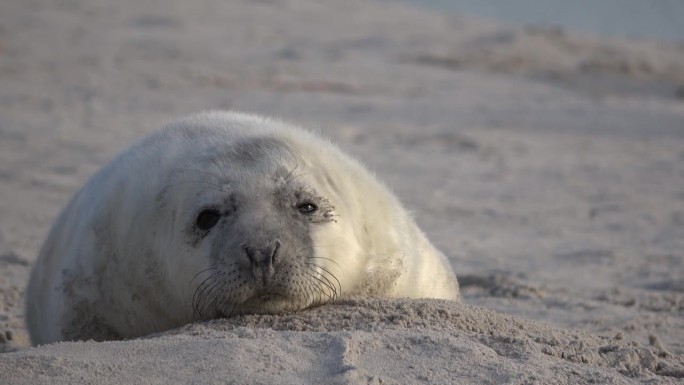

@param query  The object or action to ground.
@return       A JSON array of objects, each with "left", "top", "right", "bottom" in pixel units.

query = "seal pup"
[{"left": 26, "top": 111, "right": 459, "bottom": 344}]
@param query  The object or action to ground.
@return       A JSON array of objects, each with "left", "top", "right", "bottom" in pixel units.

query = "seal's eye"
[
  {"left": 297, "top": 202, "right": 318, "bottom": 215},
  {"left": 196, "top": 209, "right": 221, "bottom": 230}
]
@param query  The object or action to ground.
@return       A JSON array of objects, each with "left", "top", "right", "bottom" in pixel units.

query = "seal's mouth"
[
  {"left": 210, "top": 294, "right": 302, "bottom": 319},
  {"left": 243, "top": 292, "right": 288, "bottom": 307},
  {"left": 193, "top": 266, "right": 340, "bottom": 320},
  {"left": 250, "top": 293, "right": 285, "bottom": 303},
  {"left": 233, "top": 292, "right": 303, "bottom": 316}
]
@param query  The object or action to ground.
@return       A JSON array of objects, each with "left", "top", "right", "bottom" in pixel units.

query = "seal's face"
[{"left": 172, "top": 137, "right": 342, "bottom": 320}]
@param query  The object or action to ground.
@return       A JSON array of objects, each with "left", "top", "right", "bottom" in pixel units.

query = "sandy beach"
[{"left": 1, "top": 0, "right": 683, "bottom": 383}]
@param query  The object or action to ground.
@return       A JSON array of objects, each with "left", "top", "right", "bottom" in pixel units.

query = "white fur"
[{"left": 26, "top": 111, "right": 459, "bottom": 344}]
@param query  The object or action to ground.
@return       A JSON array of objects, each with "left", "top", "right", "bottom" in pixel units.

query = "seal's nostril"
[
  {"left": 243, "top": 245, "right": 256, "bottom": 264},
  {"left": 271, "top": 240, "right": 281, "bottom": 265}
]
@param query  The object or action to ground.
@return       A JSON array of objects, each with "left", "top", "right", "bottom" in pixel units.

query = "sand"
[
  {"left": 2, "top": 299, "right": 682, "bottom": 384},
  {"left": 0, "top": 0, "right": 683, "bottom": 383}
]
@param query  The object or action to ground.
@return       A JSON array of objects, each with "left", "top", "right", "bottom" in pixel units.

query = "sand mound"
[{"left": 1, "top": 299, "right": 682, "bottom": 384}]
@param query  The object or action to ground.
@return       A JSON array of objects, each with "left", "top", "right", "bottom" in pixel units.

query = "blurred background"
[{"left": 395, "top": 0, "right": 684, "bottom": 41}]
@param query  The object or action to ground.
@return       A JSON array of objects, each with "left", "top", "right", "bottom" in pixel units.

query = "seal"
[{"left": 26, "top": 111, "right": 459, "bottom": 344}]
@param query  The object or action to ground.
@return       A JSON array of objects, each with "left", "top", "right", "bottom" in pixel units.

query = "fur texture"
[{"left": 26, "top": 111, "right": 459, "bottom": 344}]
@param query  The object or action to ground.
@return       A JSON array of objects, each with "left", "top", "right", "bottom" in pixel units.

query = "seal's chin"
[{"left": 235, "top": 293, "right": 305, "bottom": 315}]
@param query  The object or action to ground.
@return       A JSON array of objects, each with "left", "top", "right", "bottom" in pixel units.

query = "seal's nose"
[
  {"left": 244, "top": 240, "right": 281, "bottom": 286},
  {"left": 243, "top": 240, "right": 281, "bottom": 269}
]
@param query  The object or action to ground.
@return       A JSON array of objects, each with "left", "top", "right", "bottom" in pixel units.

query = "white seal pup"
[{"left": 26, "top": 111, "right": 459, "bottom": 344}]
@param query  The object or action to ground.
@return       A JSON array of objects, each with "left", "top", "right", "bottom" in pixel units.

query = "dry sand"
[
  {"left": 2, "top": 299, "right": 682, "bottom": 384},
  {"left": 0, "top": 0, "right": 683, "bottom": 383}
]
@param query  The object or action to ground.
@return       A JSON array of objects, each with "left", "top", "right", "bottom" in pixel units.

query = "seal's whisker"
[
  {"left": 193, "top": 287, "right": 214, "bottom": 319},
  {"left": 317, "top": 273, "right": 339, "bottom": 302},
  {"left": 305, "top": 265, "right": 335, "bottom": 295},
  {"left": 306, "top": 262, "right": 341, "bottom": 300},
  {"left": 193, "top": 272, "right": 220, "bottom": 301},
  {"left": 190, "top": 267, "right": 218, "bottom": 285},
  {"left": 192, "top": 278, "right": 215, "bottom": 311},
  {"left": 300, "top": 270, "right": 326, "bottom": 304},
  {"left": 297, "top": 277, "right": 318, "bottom": 308},
  {"left": 312, "top": 264, "right": 341, "bottom": 293},
  {"left": 218, "top": 296, "right": 238, "bottom": 319},
  {"left": 315, "top": 277, "right": 336, "bottom": 302},
  {"left": 302, "top": 277, "right": 323, "bottom": 306},
  {"left": 205, "top": 281, "right": 227, "bottom": 318},
  {"left": 197, "top": 276, "right": 223, "bottom": 307},
  {"left": 307, "top": 256, "right": 341, "bottom": 269},
  {"left": 192, "top": 272, "right": 224, "bottom": 320},
  {"left": 302, "top": 267, "right": 337, "bottom": 303},
  {"left": 284, "top": 162, "right": 300, "bottom": 184},
  {"left": 284, "top": 162, "right": 310, "bottom": 184}
]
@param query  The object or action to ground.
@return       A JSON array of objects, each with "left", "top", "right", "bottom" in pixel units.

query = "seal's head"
[
  {"left": 137, "top": 116, "right": 370, "bottom": 324},
  {"left": 173, "top": 136, "right": 342, "bottom": 319}
]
